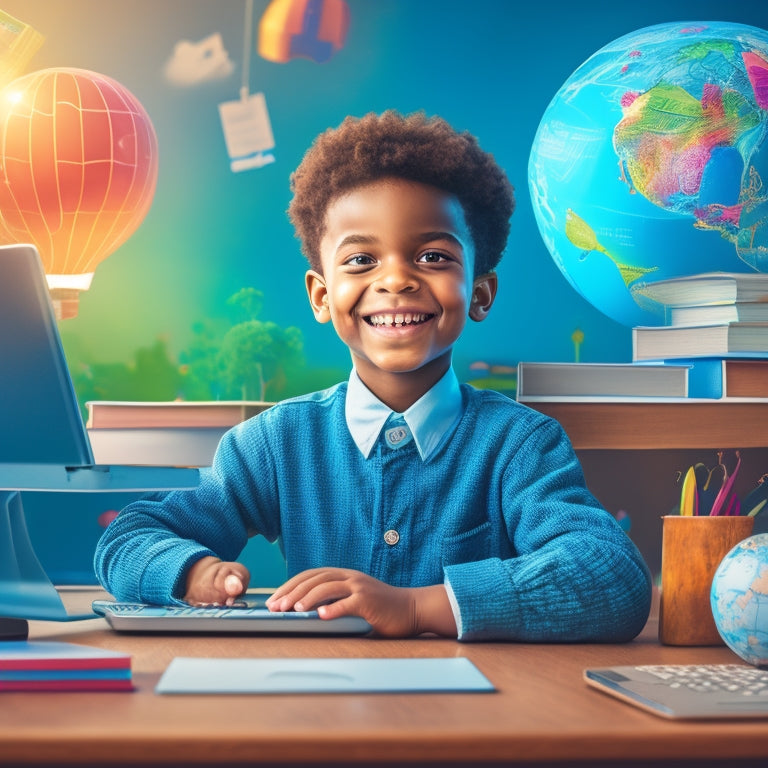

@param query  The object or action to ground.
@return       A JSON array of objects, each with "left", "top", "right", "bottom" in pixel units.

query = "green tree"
[
  {"left": 219, "top": 320, "right": 303, "bottom": 400},
  {"left": 178, "top": 319, "right": 230, "bottom": 400},
  {"left": 213, "top": 287, "right": 304, "bottom": 401},
  {"left": 226, "top": 287, "right": 264, "bottom": 322}
]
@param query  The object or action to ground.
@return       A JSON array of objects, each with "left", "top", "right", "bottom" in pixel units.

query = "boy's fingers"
[{"left": 224, "top": 573, "right": 243, "bottom": 596}]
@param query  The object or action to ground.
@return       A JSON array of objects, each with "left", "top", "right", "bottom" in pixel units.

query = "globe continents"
[
  {"left": 711, "top": 533, "right": 768, "bottom": 666},
  {"left": 528, "top": 21, "right": 768, "bottom": 327}
]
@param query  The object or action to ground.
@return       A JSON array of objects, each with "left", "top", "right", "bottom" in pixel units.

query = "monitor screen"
[{"left": 0, "top": 244, "right": 93, "bottom": 465}]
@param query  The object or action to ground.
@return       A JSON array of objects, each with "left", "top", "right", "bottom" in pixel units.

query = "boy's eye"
[
  {"left": 418, "top": 250, "right": 450, "bottom": 263},
  {"left": 343, "top": 253, "right": 376, "bottom": 267}
]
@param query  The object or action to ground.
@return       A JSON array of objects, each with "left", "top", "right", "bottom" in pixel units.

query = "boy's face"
[{"left": 306, "top": 178, "right": 496, "bottom": 405}]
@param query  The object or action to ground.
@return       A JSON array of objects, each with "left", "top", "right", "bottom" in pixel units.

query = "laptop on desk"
[
  {"left": 585, "top": 663, "right": 768, "bottom": 719},
  {"left": 0, "top": 244, "right": 198, "bottom": 623}
]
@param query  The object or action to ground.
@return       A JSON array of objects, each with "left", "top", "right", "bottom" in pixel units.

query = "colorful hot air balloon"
[
  {"left": 0, "top": 68, "right": 159, "bottom": 319},
  {"left": 258, "top": 0, "right": 349, "bottom": 64}
]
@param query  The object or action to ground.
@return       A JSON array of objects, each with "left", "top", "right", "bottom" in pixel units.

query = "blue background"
[
  {"left": 7, "top": 0, "right": 768, "bottom": 386},
  {"left": 4, "top": 0, "right": 768, "bottom": 586}
]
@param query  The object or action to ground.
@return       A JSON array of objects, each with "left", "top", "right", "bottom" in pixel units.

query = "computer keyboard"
[
  {"left": 637, "top": 664, "right": 768, "bottom": 695},
  {"left": 100, "top": 601, "right": 267, "bottom": 617},
  {"left": 92, "top": 599, "right": 372, "bottom": 635}
]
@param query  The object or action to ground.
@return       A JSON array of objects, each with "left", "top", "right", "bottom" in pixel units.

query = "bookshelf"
[
  {"left": 523, "top": 399, "right": 768, "bottom": 577},
  {"left": 526, "top": 400, "right": 768, "bottom": 449}
]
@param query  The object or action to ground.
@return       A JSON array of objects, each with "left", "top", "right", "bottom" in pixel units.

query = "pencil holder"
[{"left": 659, "top": 515, "right": 754, "bottom": 646}]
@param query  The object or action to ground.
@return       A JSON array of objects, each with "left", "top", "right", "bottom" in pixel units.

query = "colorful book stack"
[
  {"left": 0, "top": 640, "right": 133, "bottom": 692},
  {"left": 631, "top": 272, "right": 768, "bottom": 399}
]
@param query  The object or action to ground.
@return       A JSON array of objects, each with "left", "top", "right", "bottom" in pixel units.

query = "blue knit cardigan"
[{"left": 94, "top": 383, "right": 652, "bottom": 641}]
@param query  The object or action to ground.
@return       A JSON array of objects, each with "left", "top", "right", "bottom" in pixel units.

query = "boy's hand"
[
  {"left": 184, "top": 555, "right": 250, "bottom": 606},
  {"left": 265, "top": 568, "right": 457, "bottom": 638}
]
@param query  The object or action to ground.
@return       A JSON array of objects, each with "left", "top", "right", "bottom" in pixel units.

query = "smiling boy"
[{"left": 95, "top": 111, "right": 652, "bottom": 641}]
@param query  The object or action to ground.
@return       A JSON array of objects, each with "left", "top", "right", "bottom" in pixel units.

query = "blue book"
[{"left": 656, "top": 356, "right": 768, "bottom": 399}]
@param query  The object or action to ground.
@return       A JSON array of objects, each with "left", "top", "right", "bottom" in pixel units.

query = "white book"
[
  {"left": 87, "top": 427, "right": 228, "bottom": 467},
  {"left": 632, "top": 323, "right": 768, "bottom": 361},
  {"left": 668, "top": 302, "right": 768, "bottom": 325},
  {"left": 633, "top": 272, "right": 768, "bottom": 308},
  {"left": 516, "top": 361, "right": 690, "bottom": 399}
]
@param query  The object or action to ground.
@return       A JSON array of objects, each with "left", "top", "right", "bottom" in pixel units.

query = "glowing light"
[{"left": 0, "top": 10, "right": 44, "bottom": 90}]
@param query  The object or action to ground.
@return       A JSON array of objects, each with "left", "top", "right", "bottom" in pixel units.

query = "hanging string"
[{"left": 241, "top": 0, "right": 254, "bottom": 100}]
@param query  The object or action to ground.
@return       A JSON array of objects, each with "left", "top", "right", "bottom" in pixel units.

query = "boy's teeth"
[{"left": 370, "top": 313, "right": 428, "bottom": 326}]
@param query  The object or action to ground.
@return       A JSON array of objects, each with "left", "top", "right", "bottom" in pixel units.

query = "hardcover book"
[
  {"left": 668, "top": 301, "right": 768, "bottom": 326},
  {"left": 673, "top": 357, "right": 768, "bottom": 399},
  {"left": 632, "top": 323, "right": 768, "bottom": 361},
  {"left": 634, "top": 272, "right": 768, "bottom": 308},
  {"left": 87, "top": 427, "right": 229, "bottom": 467},
  {"left": 86, "top": 400, "right": 272, "bottom": 429},
  {"left": 516, "top": 361, "right": 691, "bottom": 399}
]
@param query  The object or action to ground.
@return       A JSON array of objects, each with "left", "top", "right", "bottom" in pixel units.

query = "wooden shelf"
[{"left": 525, "top": 400, "right": 768, "bottom": 450}]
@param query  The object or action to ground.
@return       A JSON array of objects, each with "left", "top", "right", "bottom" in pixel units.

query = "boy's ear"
[
  {"left": 305, "top": 270, "right": 332, "bottom": 323},
  {"left": 469, "top": 272, "right": 497, "bottom": 322}
]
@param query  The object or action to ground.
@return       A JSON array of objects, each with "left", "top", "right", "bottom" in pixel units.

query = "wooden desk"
[
  {"left": 2, "top": 593, "right": 767, "bottom": 768},
  {"left": 525, "top": 399, "right": 768, "bottom": 450}
]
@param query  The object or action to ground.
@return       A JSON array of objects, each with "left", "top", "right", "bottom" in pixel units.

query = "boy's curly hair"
[{"left": 288, "top": 110, "right": 515, "bottom": 276}]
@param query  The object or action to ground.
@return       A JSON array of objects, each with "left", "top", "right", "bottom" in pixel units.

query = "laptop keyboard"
[
  {"left": 638, "top": 664, "right": 768, "bottom": 695},
  {"left": 99, "top": 601, "right": 319, "bottom": 619},
  {"left": 92, "top": 599, "right": 373, "bottom": 634}
]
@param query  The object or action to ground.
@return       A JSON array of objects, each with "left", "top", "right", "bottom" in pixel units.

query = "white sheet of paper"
[
  {"left": 155, "top": 657, "right": 495, "bottom": 694},
  {"left": 218, "top": 92, "right": 275, "bottom": 172}
]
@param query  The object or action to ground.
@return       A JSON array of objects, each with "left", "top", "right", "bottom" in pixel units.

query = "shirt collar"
[{"left": 345, "top": 368, "right": 462, "bottom": 461}]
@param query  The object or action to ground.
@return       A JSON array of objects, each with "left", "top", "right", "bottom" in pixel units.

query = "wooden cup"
[{"left": 659, "top": 514, "right": 754, "bottom": 645}]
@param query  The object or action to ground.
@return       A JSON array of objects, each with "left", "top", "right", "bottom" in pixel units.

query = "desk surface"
[{"left": 3, "top": 591, "right": 767, "bottom": 768}]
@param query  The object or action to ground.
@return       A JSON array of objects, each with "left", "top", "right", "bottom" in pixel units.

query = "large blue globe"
[
  {"left": 529, "top": 21, "right": 768, "bottom": 327},
  {"left": 711, "top": 533, "right": 768, "bottom": 667}
]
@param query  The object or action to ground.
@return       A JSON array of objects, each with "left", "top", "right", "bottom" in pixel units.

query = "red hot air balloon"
[{"left": 0, "top": 68, "right": 159, "bottom": 319}]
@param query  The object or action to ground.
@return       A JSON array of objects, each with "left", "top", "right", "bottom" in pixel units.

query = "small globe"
[
  {"left": 711, "top": 533, "right": 768, "bottom": 666},
  {"left": 528, "top": 21, "right": 768, "bottom": 327}
]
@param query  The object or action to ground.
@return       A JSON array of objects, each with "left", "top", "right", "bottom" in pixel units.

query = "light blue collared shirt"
[
  {"left": 345, "top": 367, "right": 463, "bottom": 461},
  {"left": 344, "top": 367, "right": 466, "bottom": 631}
]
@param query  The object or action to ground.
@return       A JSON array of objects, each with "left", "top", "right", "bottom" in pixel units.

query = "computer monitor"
[
  {"left": 0, "top": 245, "right": 93, "bottom": 465},
  {"left": 0, "top": 244, "right": 198, "bottom": 638}
]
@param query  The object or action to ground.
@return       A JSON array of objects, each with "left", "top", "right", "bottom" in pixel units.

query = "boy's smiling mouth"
[{"left": 365, "top": 312, "right": 435, "bottom": 327}]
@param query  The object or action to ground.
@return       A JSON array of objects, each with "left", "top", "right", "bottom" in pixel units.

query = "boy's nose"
[{"left": 374, "top": 259, "right": 419, "bottom": 293}]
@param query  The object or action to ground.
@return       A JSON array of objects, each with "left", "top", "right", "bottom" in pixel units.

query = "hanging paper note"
[{"left": 218, "top": 92, "right": 275, "bottom": 172}]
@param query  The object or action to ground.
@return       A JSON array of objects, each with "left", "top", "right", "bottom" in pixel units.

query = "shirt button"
[{"left": 383, "top": 529, "right": 400, "bottom": 546}]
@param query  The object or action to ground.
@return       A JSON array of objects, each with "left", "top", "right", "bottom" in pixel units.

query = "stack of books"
[
  {"left": 0, "top": 640, "right": 133, "bottom": 691},
  {"left": 630, "top": 272, "right": 768, "bottom": 399},
  {"left": 86, "top": 400, "right": 273, "bottom": 466},
  {"left": 517, "top": 273, "right": 768, "bottom": 402}
]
